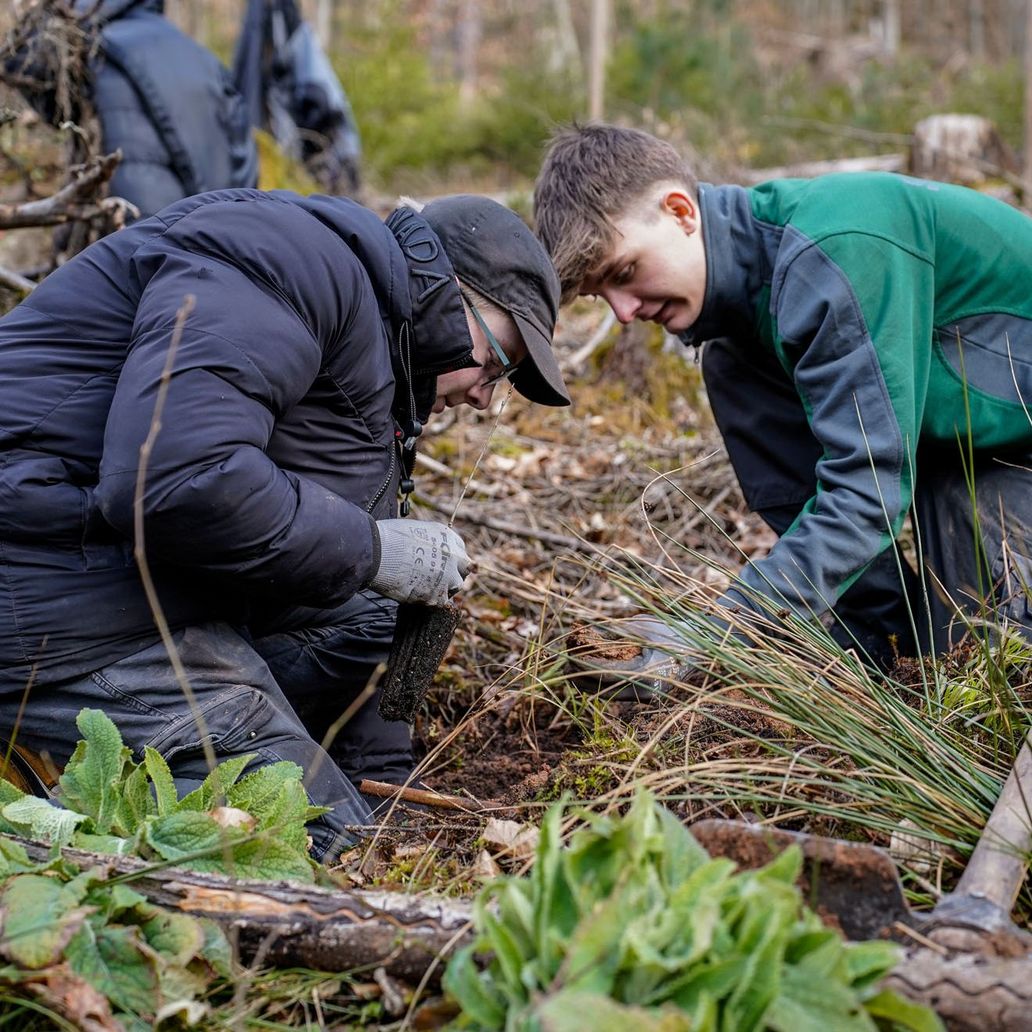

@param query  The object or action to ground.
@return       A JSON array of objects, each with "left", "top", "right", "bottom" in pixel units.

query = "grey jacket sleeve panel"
[{"left": 719, "top": 237, "right": 921, "bottom": 623}]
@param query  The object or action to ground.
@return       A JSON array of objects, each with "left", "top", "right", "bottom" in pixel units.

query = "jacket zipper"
[{"left": 366, "top": 436, "right": 398, "bottom": 514}]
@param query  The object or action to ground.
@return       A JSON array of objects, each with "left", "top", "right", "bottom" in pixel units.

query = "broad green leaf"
[
  {"left": 783, "top": 929, "right": 843, "bottom": 980},
  {"left": 494, "top": 879, "right": 537, "bottom": 960},
  {"left": 665, "top": 956, "right": 747, "bottom": 1010},
  {"left": 767, "top": 962, "right": 877, "bottom": 1032},
  {"left": 176, "top": 754, "right": 253, "bottom": 812},
  {"left": 536, "top": 990, "right": 695, "bottom": 1032},
  {"left": 783, "top": 928, "right": 838, "bottom": 966},
  {"left": 724, "top": 892, "right": 793, "bottom": 1031},
  {"left": 0, "top": 777, "right": 25, "bottom": 808},
  {"left": 757, "top": 844, "right": 803, "bottom": 886},
  {"left": 558, "top": 886, "right": 634, "bottom": 996},
  {"left": 138, "top": 905, "right": 205, "bottom": 967},
  {"left": 656, "top": 805, "right": 708, "bottom": 887},
  {"left": 66, "top": 921, "right": 160, "bottom": 1018},
  {"left": 226, "top": 761, "right": 305, "bottom": 825},
  {"left": 862, "top": 989, "right": 945, "bottom": 1032},
  {"left": 0, "top": 778, "right": 28, "bottom": 837},
  {"left": 58, "top": 709, "right": 131, "bottom": 832},
  {"left": 0, "top": 836, "right": 34, "bottom": 875},
  {"left": 195, "top": 918, "right": 232, "bottom": 977},
  {"left": 73, "top": 831, "right": 135, "bottom": 855},
  {"left": 1, "top": 797, "right": 88, "bottom": 847},
  {"left": 442, "top": 944, "right": 507, "bottom": 1029},
  {"left": 144, "top": 748, "right": 178, "bottom": 816},
  {"left": 89, "top": 883, "right": 147, "bottom": 922},
  {"left": 531, "top": 802, "right": 579, "bottom": 977},
  {"left": 179, "top": 833, "right": 315, "bottom": 883},
  {"left": 144, "top": 812, "right": 226, "bottom": 862},
  {"left": 0, "top": 874, "right": 91, "bottom": 968},
  {"left": 844, "top": 939, "right": 903, "bottom": 990},
  {"left": 229, "top": 772, "right": 310, "bottom": 852},
  {"left": 479, "top": 906, "right": 529, "bottom": 1002},
  {"left": 113, "top": 761, "right": 155, "bottom": 836},
  {"left": 665, "top": 858, "right": 737, "bottom": 962}
]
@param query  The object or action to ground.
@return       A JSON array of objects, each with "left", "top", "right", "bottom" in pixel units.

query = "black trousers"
[
  {"left": 0, "top": 589, "right": 408, "bottom": 860},
  {"left": 702, "top": 338, "right": 1032, "bottom": 661}
]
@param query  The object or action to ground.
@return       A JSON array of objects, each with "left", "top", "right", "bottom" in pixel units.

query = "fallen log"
[
  {"left": 10, "top": 838, "right": 1032, "bottom": 1026},
  {"left": 16, "top": 839, "right": 474, "bottom": 983},
  {"left": 741, "top": 153, "right": 906, "bottom": 184}
]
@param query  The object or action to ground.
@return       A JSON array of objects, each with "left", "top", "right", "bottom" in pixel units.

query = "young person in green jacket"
[{"left": 534, "top": 123, "right": 1032, "bottom": 669}]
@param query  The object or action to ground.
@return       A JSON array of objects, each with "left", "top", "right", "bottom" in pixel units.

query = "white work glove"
[
  {"left": 569, "top": 614, "right": 695, "bottom": 702},
  {"left": 369, "top": 519, "right": 470, "bottom": 605}
]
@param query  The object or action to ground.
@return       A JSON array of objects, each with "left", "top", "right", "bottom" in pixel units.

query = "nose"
[
  {"left": 603, "top": 288, "right": 640, "bottom": 324},
  {"left": 466, "top": 380, "right": 494, "bottom": 410}
]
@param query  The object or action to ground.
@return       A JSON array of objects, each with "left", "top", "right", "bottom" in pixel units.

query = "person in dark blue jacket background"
[
  {"left": 9, "top": 0, "right": 258, "bottom": 220},
  {"left": 0, "top": 187, "right": 569, "bottom": 858}
]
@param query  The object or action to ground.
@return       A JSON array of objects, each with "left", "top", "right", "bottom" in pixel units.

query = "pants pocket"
[{"left": 144, "top": 683, "right": 272, "bottom": 761}]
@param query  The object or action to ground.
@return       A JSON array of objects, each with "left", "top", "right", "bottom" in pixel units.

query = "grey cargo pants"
[{"left": 0, "top": 590, "right": 409, "bottom": 860}]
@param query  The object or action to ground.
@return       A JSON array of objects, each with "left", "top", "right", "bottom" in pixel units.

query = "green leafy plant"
[
  {"left": 0, "top": 709, "right": 327, "bottom": 883},
  {"left": 0, "top": 835, "right": 230, "bottom": 1030},
  {"left": 444, "top": 791, "right": 941, "bottom": 1032}
]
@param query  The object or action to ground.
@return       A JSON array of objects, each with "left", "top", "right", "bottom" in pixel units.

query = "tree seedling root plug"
[{"left": 379, "top": 601, "right": 462, "bottom": 722}]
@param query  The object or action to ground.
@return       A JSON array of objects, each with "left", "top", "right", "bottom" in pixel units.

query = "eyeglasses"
[{"left": 461, "top": 290, "right": 521, "bottom": 388}]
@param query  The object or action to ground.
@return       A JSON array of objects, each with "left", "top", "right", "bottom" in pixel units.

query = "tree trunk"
[
  {"left": 588, "top": 0, "right": 608, "bottom": 121},
  {"left": 546, "top": 0, "right": 582, "bottom": 79},
  {"left": 457, "top": 0, "right": 480, "bottom": 109},
  {"left": 316, "top": 0, "right": 333, "bottom": 50},
  {"left": 882, "top": 0, "right": 901, "bottom": 56},
  {"left": 1025, "top": 0, "right": 1032, "bottom": 188}
]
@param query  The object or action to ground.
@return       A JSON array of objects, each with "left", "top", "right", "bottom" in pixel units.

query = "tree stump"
[{"left": 909, "top": 114, "right": 1017, "bottom": 186}]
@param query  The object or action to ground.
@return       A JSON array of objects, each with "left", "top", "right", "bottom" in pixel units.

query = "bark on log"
[
  {"left": 18, "top": 840, "right": 474, "bottom": 984},
  {"left": 886, "top": 945, "right": 1032, "bottom": 1031}
]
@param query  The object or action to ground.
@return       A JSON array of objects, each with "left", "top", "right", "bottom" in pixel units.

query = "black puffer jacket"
[{"left": 0, "top": 189, "right": 474, "bottom": 690}]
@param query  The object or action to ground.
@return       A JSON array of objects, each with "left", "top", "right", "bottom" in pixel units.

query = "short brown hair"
[{"left": 533, "top": 124, "right": 698, "bottom": 304}]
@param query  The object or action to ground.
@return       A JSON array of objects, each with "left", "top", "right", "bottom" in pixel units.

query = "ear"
[{"left": 660, "top": 190, "right": 698, "bottom": 233}]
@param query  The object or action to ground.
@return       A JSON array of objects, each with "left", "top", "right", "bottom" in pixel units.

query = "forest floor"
[{"left": 334, "top": 307, "right": 773, "bottom": 883}]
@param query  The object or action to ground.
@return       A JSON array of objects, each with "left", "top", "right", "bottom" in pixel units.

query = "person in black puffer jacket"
[
  {"left": 9, "top": 0, "right": 258, "bottom": 219},
  {"left": 0, "top": 188, "right": 570, "bottom": 858}
]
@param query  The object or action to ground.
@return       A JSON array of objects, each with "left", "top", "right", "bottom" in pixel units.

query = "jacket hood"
[{"left": 290, "top": 195, "right": 474, "bottom": 425}]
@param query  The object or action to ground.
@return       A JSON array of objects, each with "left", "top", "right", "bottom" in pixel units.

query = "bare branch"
[
  {"left": 0, "top": 149, "right": 134, "bottom": 228},
  {"left": 0, "top": 265, "right": 35, "bottom": 294}
]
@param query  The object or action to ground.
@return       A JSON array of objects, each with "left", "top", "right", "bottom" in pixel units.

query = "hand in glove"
[
  {"left": 568, "top": 614, "right": 695, "bottom": 702},
  {"left": 369, "top": 519, "right": 470, "bottom": 606}
]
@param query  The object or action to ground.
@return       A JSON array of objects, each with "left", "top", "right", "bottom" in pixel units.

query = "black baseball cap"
[{"left": 421, "top": 195, "right": 571, "bottom": 407}]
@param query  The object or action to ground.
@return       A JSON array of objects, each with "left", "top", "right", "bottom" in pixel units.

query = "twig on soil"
[
  {"left": 359, "top": 778, "right": 492, "bottom": 813},
  {"left": 419, "top": 494, "right": 595, "bottom": 553}
]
